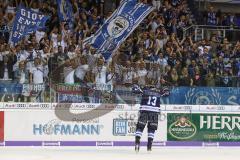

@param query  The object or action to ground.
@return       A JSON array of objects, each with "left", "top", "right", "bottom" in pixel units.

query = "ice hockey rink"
[{"left": 0, "top": 147, "right": 240, "bottom": 160}]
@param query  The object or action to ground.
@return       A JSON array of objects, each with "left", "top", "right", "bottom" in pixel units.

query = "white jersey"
[
  {"left": 30, "top": 66, "right": 44, "bottom": 84},
  {"left": 93, "top": 66, "right": 107, "bottom": 84}
]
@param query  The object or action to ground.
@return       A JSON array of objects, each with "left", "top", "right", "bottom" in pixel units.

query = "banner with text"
[
  {"left": 1, "top": 105, "right": 240, "bottom": 146},
  {"left": 10, "top": 5, "right": 49, "bottom": 45},
  {"left": 4, "top": 109, "right": 167, "bottom": 142},
  {"left": 167, "top": 113, "right": 240, "bottom": 142}
]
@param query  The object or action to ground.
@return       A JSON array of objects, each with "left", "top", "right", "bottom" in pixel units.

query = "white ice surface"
[{"left": 0, "top": 147, "right": 239, "bottom": 160}]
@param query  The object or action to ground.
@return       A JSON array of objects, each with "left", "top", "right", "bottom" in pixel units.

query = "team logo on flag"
[
  {"left": 86, "top": 0, "right": 154, "bottom": 61},
  {"left": 107, "top": 16, "right": 130, "bottom": 38}
]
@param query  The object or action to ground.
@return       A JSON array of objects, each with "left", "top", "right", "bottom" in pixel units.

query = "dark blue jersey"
[
  {"left": 132, "top": 85, "right": 170, "bottom": 112},
  {"left": 140, "top": 89, "right": 161, "bottom": 112}
]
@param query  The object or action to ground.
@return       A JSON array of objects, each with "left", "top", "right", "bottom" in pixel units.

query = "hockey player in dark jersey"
[{"left": 132, "top": 84, "right": 170, "bottom": 152}]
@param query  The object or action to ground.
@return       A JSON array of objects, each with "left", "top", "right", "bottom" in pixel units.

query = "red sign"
[{"left": 0, "top": 112, "right": 4, "bottom": 141}]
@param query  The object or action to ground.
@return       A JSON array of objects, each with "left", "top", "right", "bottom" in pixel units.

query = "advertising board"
[{"left": 168, "top": 113, "right": 240, "bottom": 141}]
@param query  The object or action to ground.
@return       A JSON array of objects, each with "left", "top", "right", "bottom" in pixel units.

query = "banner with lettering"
[
  {"left": 0, "top": 83, "right": 44, "bottom": 102},
  {"left": 55, "top": 84, "right": 112, "bottom": 103},
  {"left": 10, "top": 5, "right": 49, "bottom": 45},
  {"left": 167, "top": 113, "right": 240, "bottom": 141}
]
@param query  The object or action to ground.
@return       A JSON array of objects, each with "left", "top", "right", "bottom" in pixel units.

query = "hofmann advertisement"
[
  {"left": 2, "top": 104, "right": 240, "bottom": 146},
  {"left": 168, "top": 113, "right": 240, "bottom": 141},
  {"left": 4, "top": 109, "right": 167, "bottom": 142},
  {"left": 5, "top": 110, "right": 104, "bottom": 141}
]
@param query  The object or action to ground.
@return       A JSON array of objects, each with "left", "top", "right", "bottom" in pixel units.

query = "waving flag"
[
  {"left": 57, "top": 0, "right": 74, "bottom": 24},
  {"left": 86, "top": 0, "right": 154, "bottom": 61},
  {"left": 10, "top": 5, "right": 49, "bottom": 45}
]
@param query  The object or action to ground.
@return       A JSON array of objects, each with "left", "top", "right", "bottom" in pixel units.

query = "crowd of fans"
[{"left": 0, "top": 0, "right": 239, "bottom": 102}]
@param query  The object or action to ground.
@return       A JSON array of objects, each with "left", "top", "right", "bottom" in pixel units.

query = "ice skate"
[
  {"left": 147, "top": 146, "right": 152, "bottom": 152},
  {"left": 135, "top": 136, "right": 141, "bottom": 153},
  {"left": 135, "top": 143, "right": 140, "bottom": 153},
  {"left": 147, "top": 138, "right": 153, "bottom": 152}
]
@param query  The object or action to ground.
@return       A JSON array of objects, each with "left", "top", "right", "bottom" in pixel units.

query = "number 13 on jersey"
[{"left": 147, "top": 96, "right": 158, "bottom": 106}]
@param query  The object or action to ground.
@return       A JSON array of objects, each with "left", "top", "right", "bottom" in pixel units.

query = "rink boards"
[{"left": 0, "top": 103, "right": 240, "bottom": 147}]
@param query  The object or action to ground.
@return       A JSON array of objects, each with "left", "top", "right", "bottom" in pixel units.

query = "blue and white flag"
[
  {"left": 10, "top": 6, "right": 49, "bottom": 45},
  {"left": 57, "top": 0, "right": 74, "bottom": 23},
  {"left": 87, "top": 0, "right": 154, "bottom": 61}
]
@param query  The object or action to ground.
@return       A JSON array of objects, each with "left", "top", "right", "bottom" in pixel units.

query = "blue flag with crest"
[{"left": 85, "top": 0, "right": 153, "bottom": 61}]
